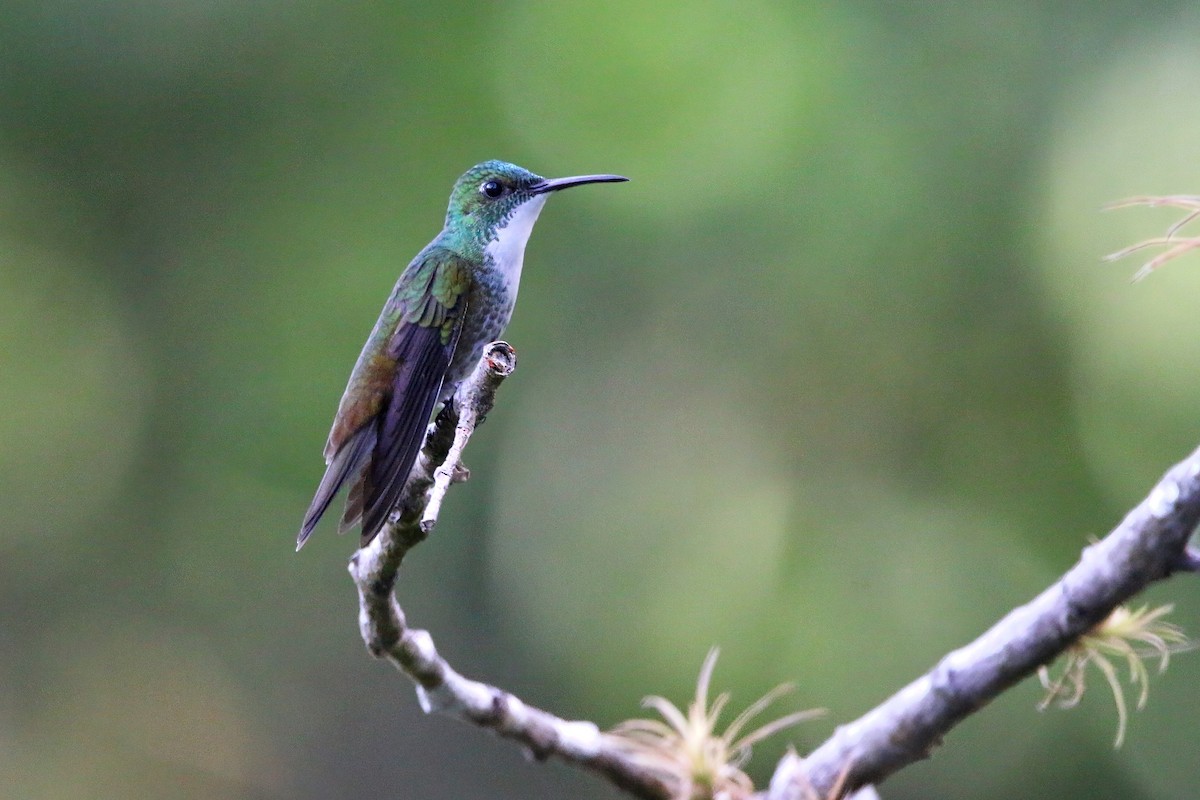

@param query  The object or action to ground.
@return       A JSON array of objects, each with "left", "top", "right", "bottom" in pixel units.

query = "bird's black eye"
[{"left": 480, "top": 180, "right": 504, "bottom": 198}]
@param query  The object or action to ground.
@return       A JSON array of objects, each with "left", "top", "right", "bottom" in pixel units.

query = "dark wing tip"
[
  {"left": 360, "top": 519, "right": 384, "bottom": 547},
  {"left": 296, "top": 522, "right": 316, "bottom": 551}
]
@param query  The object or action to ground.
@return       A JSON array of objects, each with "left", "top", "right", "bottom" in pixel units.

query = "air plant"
[
  {"left": 1104, "top": 195, "right": 1200, "bottom": 280},
  {"left": 1037, "top": 603, "right": 1191, "bottom": 747},
  {"left": 609, "top": 648, "right": 824, "bottom": 800}
]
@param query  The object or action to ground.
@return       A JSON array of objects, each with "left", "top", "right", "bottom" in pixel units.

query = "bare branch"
[
  {"left": 346, "top": 341, "right": 673, "bottom": 800},
  {"left": 764, "top": 444, "right": 1200, "bottom": 800}
]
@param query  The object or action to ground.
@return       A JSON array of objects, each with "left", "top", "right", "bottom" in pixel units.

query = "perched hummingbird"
[{"left": 297, "top": 160, "right": 627, "bottom": 549}]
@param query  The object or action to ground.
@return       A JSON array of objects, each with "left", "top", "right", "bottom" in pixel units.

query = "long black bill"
[{"left": 528, "top": 173, "right": 628, "bottom": 194}]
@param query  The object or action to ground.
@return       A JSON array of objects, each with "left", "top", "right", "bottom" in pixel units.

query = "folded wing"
[{"left": 297, "top": 249, "right": 468, "bottom": 548}]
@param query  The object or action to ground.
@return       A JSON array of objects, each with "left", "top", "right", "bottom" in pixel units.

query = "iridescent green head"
[{"left": 444, "top": 160, "right": 627, "bottom": 239}]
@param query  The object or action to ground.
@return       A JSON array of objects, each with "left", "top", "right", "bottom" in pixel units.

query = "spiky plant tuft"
[
  {"left": 1104, "top": 195, "right": 1200, "bottom": 280},
  {"left": 609, "top": 648, "right": 824, "bottom": 800},
  {"left": 1037, "top": 603, "right": 1192, "bottom": 747}
]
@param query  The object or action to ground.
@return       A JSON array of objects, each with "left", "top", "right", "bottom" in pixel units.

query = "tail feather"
[
  {"left": 296, "top": 424, "right": 376, "bottom": 550},
  {"left": 338, "top": 472, "right": 366, "bottom": 534}
]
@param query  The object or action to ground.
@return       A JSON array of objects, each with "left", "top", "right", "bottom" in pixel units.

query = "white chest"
[{"left": 483, "top": 195, "right": 548, "bottom": 293}]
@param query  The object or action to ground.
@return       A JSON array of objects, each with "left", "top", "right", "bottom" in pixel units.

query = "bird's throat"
[{"left": 484, "top": 195, "right": 549, "bottom": 290}]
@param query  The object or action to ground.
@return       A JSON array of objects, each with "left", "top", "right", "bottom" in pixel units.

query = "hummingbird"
[{"left": 297, "top": 160, "right": 627, "bottom": 549}]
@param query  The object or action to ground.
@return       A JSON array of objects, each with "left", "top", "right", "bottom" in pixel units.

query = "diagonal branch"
[
  {"left": 764, "top": 444, "right": 1200, "bottom": 800},
  {"left": 346, "top": 340, "right": 673, "bottom": 800}
]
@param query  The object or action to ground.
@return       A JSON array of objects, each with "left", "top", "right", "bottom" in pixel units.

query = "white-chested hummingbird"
[{"left": 297, "top": 160, "right": 627, "bottom": 549}]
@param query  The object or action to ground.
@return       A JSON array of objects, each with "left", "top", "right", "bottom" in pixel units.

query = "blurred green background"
[{"left": 4, "top": 1, "right": 1200, "bottom": 798}]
